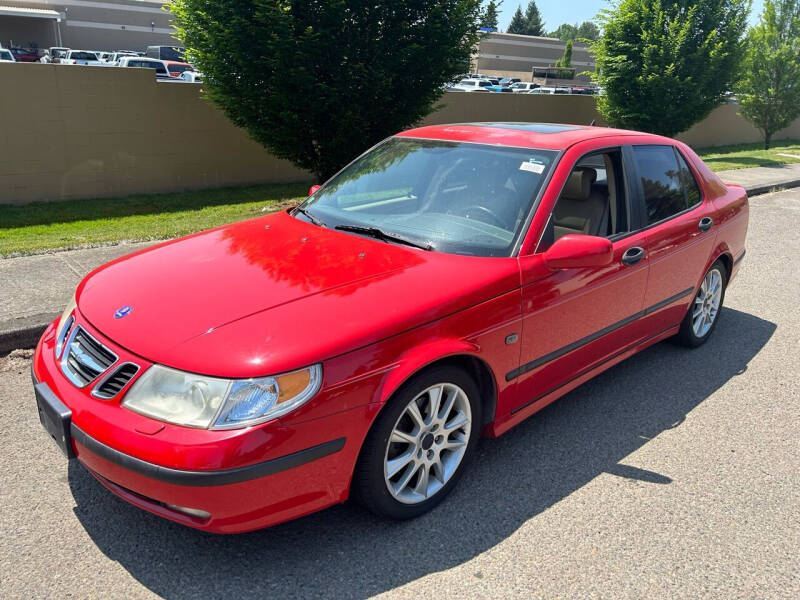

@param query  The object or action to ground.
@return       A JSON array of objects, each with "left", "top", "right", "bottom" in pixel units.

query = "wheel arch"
[{"left": 376, "top": 343, "right": 499, "bottom": 431}]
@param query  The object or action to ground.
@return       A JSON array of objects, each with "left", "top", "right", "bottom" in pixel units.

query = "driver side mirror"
[
  {"left": 308, "top": 184, "right": 321, "bottom": 197},
  {"left": 543, "top": 234, "right": 613, "bottom": 270}
]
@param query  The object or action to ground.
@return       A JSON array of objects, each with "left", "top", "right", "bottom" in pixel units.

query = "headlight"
[
  {"left": 122, "top": 364, "right": 322, "bottom": 429},
  {"left": 55, "top": 294, "right": 77, "bottom": 359}
]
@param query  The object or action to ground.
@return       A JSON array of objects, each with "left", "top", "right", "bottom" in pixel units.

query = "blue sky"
[{"left": 495, "top": 0, "right": 766, "bottom": 33}]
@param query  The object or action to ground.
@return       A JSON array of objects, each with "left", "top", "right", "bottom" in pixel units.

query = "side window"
[
  {"left": 632, "top": 145, "right": 686, "bottom": 225},
  {"left": 539, "top": 149, "right": 629, "bottom": 251},
  {"left": 675, "top": 150, "right": 702, "bottom": 207}
]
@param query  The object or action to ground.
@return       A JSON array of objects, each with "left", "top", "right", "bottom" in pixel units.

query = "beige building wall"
[
  {"left": 475, "top": 32, "right": 595, "bottom": 80},
  {"left": 0, "top": 0, "right": 177, "bottom": 51},
  {"left": 1, "top": 62, "right": 799, "bottom": 205}
]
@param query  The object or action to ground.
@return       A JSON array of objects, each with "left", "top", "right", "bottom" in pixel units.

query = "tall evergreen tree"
[
  {"left": 507, "top": 6, "right": 528, "bottom": 34},
  {"left": 524, "top": 1, "right": 545, "bottom": 36},
  {"left": 593, "top": 0, "right": 749, "bottom": 138},
  {"left": 737, "top": 0, "right": 800, "bottom": 148},
  {"left": 481, "top": 0, "right": 501, "bottom": 30}
]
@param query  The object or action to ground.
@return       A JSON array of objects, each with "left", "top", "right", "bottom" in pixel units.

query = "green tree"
[
  {"left": 576, "top": 20, "right": 600, "bottom": 41},
  {"left": 507, "top": 6, "right": 527, "bottom": 33},
  {"left": 593, "top": 0, "right": 749, "bottom": 138},
  {"left": 481, "top": 0, "right": 501, "bottom": 30},
  {"left": 524, "top": 1, "right": 545, "bottom": 36},
  {"left": 549, "top": 23, "right": 579, "bottom": 40},
  {"left": 555, "top": 39, "right": 574, "bottom": 67},
  {"left": 737, "top": 0, "right": 800, "bottom": 149},
  {"left": 169, "top": 0, "right": 483, "bottom": 180},
  {"left": 549, "top": 21, "right": 600, "bottom": 42}
]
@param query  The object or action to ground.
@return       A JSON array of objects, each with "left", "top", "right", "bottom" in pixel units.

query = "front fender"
[{"left": 375, "top": 338, "right": 482, "bottom": 406}]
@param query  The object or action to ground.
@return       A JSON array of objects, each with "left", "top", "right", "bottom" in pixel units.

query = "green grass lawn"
[
  {"left": 697, "top": 139, "right": 800, "bottom": 172},
  {"left": 0, "top": 183, "right": 309, "bottom": 257}
]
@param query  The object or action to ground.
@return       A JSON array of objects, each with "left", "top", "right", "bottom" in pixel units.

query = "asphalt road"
[{"left": 1, "top": 189, "right": 797, "bottom": 600}]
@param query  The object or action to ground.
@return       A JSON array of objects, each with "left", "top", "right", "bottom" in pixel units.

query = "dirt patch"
[{"left": 0, "top": 349, "right": 34, "bottom": 373}]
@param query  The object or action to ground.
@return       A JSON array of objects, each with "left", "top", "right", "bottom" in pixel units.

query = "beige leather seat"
[{"left": 553, "top": 167, "right": 609, "bottom": 239}]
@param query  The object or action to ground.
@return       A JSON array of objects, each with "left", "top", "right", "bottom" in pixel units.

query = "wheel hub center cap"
[{"left": 421, "top": 433, "right": 434, "bottom": 450}]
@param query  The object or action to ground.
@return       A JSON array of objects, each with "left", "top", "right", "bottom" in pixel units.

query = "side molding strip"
[{"left": 505, "top": 287, "right": 694, "bottom": 382}]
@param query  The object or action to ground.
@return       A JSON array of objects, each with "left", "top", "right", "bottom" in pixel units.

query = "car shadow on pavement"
[{"left": 68, "top": 307, "right": 775, "bottom": 600}]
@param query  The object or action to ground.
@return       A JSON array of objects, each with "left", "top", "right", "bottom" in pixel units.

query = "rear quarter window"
[{"left": 632, "top": 145, "right": 687, "bottom": 224}]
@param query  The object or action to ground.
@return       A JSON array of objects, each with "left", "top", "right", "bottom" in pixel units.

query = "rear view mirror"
[
  {"left": 544, "top": 234, "right": 613, "bottom": 270},
  {"left": 308, "top": 185, "right": 321, "bottom": 196}
]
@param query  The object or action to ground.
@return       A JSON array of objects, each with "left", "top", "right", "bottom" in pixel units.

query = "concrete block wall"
[{"left": 1, "top": 62, "right": 799, "bottom": 205}]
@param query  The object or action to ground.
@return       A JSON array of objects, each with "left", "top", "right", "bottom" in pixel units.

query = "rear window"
[
  {"left": 0, "top": 50, "right": 12, "bottom": 60},
  {"left": 478, "top": 81, "right": 491, "bottom": 87},
  {"left": 71, "top": 52, "right": 98, "bottom": 60},
  {"left": 168, "top": 64, "right": 191, "bottom": 74},
  {"left": 632, "top": 145, "right": 687, "bottom": 224}
]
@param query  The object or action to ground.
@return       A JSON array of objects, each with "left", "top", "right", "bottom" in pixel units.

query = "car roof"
[
  {"left": 163, "top": 60, "right": 191, "bottom": 66},
  {"left": 396, "top": 122, "right": 661, "bottom": 150}
]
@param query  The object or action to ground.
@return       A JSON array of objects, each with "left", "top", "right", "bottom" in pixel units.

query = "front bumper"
[{"left": 32, "top": 319, "right": 379, "bottom": 533}]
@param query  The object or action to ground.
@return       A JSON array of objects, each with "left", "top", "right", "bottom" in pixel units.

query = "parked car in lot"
[
  {"left": 61, "top": 50, "right": 111, "bottom": 66},
  {"left": 453, "top": 78, "right": 492, "bottom": 92},
  {"left": 179, "top": 71, "right": 203, "bottom": 83},
  {"left": 10, "top": 47, "right": 39, "bottom": 62},
  {"left": 32, "top": 123, "right": 748, "bottom": 533},
  {"left": 146, "top": 45, "right": 185, "bottom": 61},
  {"left": 48, "top": 47, "right": 70, "bottom": 63},
  {"left": 107, "top": 51, "right": 138, "bottom": 64},
  {"left": 0, "top": 48, "right": 15, "bottom": 62},
  {"left": 117, "top": 56, "right": 170, "bottom": 78},
  {"left": 529, "top": 86, "right": 571, "bottom": 95},
  {"left": 511, "top": 82, "right": 539, "bottom": 93},
  {"left": 163, "top": 60, "right": 194, "bottom": 78}
]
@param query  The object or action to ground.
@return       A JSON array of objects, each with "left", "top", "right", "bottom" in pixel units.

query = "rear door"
[{"left": 627, "top": 144, "right": 717, "bottom": 331}]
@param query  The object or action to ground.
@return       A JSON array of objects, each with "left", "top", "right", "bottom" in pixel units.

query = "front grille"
[
  {"left": 93, "top": 363, "right": 139, "bottom": 399},
  {"left": 60, "top": 326, "right": 117, "bottom": 388}
]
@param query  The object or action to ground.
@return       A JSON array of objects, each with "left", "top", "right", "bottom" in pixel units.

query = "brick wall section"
[{"left": 1, "top": 62, "right": 799, "bottom": 205}]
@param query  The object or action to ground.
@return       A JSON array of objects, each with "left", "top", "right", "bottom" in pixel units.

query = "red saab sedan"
[{"left": 32, "top": 123, "right": 748, "bottom": 533}]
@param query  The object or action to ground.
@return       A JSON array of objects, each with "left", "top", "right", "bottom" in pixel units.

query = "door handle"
[
  {"left": 698, "top": 217, "right": 714, "bottom": 232},
  {"left": 621, "top": 246, "right": 645, "bottom": 266}
]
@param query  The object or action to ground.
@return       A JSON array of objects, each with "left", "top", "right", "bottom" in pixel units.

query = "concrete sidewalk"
[
  {"left": 2, "top": 163, "right": 799, "bottom": 353},
  {"left": 717, "top": 162, "right": 800, "bottom": 196}
]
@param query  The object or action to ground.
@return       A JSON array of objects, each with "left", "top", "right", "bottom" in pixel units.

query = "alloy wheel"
[
  {"left": 383, "top": 383, "right": 472, "bottom": 504},
  {"left": 692, "top": 268, "right": 723, "bottom": 338}
]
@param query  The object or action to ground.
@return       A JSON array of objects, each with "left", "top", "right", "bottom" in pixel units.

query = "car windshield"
[
  {"left": 0, "top": 50, "right": 12, "bottom": 60},
  {"left": 71, "top": 52, "right": 97, "bottom": 60},
  {"left": 298, "top": 138, "right": 557, "bottom": 257}
]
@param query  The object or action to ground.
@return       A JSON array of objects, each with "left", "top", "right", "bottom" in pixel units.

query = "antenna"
[{"left": 589, "top": 119, "right": 596, "bottom": 127}]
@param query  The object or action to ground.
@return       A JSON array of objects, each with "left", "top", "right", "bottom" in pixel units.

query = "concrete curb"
[
  {"left": 1, "top": 178, "right": 798, "bottom": 356},
  {"left": 740, "top": 178, "right": 800, "bottom": 197},
  {"left": 0, "top": 313, "right": 57, "bottom": 355}
]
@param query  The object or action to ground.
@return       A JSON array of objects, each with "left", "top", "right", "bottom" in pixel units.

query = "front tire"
[
  {"left": 353, "top": 365, "right": 482, "bottom": 520},
  {"left": 675, "top": 260, "right": 727, "bottom": 347}
]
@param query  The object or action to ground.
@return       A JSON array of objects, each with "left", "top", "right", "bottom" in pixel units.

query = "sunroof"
[{"left": 464, "top": 122, "right": 583, "bottom": 133}]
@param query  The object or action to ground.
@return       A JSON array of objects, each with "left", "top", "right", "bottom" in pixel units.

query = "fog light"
[{"left": 165, "top": 504, "right": 211, "bottom": 520}]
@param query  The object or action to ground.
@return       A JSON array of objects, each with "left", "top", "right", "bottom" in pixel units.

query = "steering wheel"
[{"left": 463, "top": 205, "right": 507, "bottom": 229}]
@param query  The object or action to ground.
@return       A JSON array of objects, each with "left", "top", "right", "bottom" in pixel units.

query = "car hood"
[{"left": 78, "top": 211, "right": 521, "bottom": 378}]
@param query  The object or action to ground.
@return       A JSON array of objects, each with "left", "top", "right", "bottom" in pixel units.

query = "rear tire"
[
  {"left": 353, "top": 365, "right": 481, "bottom": 520},
  {"left": 675, "top": 260, "right": 727, "bottom": 347}
]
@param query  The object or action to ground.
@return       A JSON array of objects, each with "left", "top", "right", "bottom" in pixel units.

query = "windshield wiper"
[
  {"left": 335, "top": 225, "right": 433, "bottom": 251},
  {"left": 294, "top": 206, "right": 326, "bottom": 227}
]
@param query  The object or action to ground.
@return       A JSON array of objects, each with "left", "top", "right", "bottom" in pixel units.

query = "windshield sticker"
[{"left": 519, "top": 161, "right": 545, "bottom": 174}]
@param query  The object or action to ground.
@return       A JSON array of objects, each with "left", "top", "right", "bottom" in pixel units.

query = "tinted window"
[
  {"left": 633, "top": 146, "right": 686, "bottom": 224},
  {"left": 676, "top": 151, "right": 702, "bottom": 206}
]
